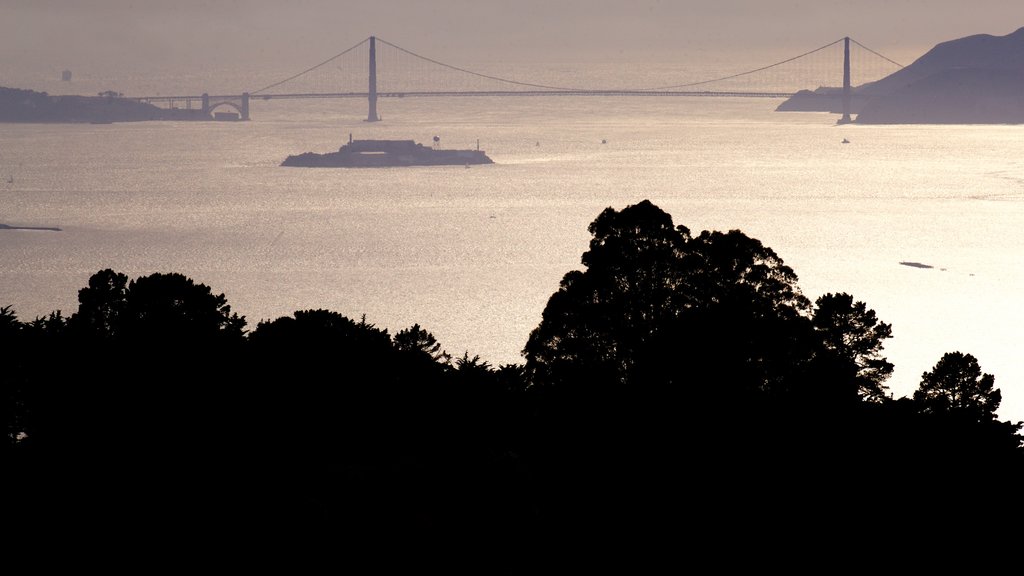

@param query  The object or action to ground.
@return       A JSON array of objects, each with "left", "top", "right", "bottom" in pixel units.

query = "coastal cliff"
[
  {"left": 777, "top": 26, "right": 1024, "bottom": 124},
  {"left": 0, "top": 86, "right": 210, "bottom": 123}
]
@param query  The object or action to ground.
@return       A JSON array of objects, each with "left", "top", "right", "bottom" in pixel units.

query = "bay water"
[{"left": 2, "top": 91, "right": 1023, "bottom": 423}]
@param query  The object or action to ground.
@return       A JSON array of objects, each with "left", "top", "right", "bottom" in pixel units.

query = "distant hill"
[
  {"left": 777, "top": 27, "right": 1024, "bottom": 124},
  {"left": 0, "top": 86, "right": 210, "bottom": 123},
  {"left": 855, "top": 27, "right": 1024, "bottom": 124},
  {"left": 855, "top": 67, "right": 1024, "bottom": 124}
]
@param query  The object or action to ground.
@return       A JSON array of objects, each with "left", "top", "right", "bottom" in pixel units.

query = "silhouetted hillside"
[
  {"left": 0, "top": 86, "right": 210, "bottom": 123},
  {"left": 778, "top": 27, "right": 1024, "bottom": 123},
  {"left": 861, "top": 27, "right": 1024, "bottom": 96},
  {"left": 856, "top": 27, "right": 1024, "bottom": 124},
  {"left": 856, "top": 67, "right": 1024, "bottom": 124}
]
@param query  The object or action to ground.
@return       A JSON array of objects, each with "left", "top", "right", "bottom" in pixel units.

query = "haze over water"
[{"left": 3, "top": 86, "right": 1024, "bottom": 423}]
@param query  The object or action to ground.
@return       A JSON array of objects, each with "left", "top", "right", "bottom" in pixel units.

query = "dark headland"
[
  {"left": 0, "top": 86, "right": 210, "bottom": 123},
  {"left": 777, "top": 26, "right": 1024, "bottom": 124},
  {"left": 282, "top": 138, "right": 494, "bottom": 167}
]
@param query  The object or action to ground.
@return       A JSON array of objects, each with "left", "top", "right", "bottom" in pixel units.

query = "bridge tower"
[
  {"left": 241, "top": 92, "right": 250, "bottom": 121},
  {"left": 838, "top": 36, "right": 853, "bottom": 124},
  {"left": 367, "top": 36, "right": 380, "bottom": 122}
]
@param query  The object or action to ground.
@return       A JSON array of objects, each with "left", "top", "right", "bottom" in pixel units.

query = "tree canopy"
[
  {"left": 523, "top": 199, "right": 826, "bottom": 400},
  {"left": 914, "top": 351, "right": 1002, "bottom": 421},
  {"left": 3, "top": 202, "right": 1023, "bottom": 569},
  {"left": 812, "top": 292, "right": 894, "bottom": 402},
  {"left": 68, "top": 268, "right": 245, "bottom": 343}
]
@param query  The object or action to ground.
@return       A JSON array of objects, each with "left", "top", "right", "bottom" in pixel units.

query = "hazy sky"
[{"left": 1, "top": 1, "right": 1021, "bottom": 77}]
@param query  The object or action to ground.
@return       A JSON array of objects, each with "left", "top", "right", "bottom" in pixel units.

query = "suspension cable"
[
  {"left": 251, "top": 37, "right": 370, "bottom": 95},
  {"left": 850, "top": 38, "right": 905, "bottom": 68},
  {"left": 375, "top": 37, "right": 587, "bottom": 92},
  {"left": 639, "top": 38, "right": 846, "bottom": 91},
  {"left": 252, "top": 36, "right": 904, "bottom": 95}
]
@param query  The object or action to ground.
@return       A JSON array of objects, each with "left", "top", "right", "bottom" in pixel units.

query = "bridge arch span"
[
  {"left": 201, "top": 92, "right": 250, "bottom": 120},
  {"left": 208, "top": 101, "right": 244, "bottom": 117}
]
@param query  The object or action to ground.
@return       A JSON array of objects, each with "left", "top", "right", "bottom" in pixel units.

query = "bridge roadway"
[
  {"left": 132, "top": 89, "right": 799, "bottom": 121},
  {"left": 135, "top": 89, "right": 796, "bottom": 104},
  {"left": 267, "top": 90, "right": 796, "bottom": 98}
]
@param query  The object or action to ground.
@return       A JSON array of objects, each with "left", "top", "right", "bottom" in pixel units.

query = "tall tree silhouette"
[
  {"left": 523, "top": 200, "right": 693, "bottom": 389},
  {"left": 812, "top": 292, "right": 894, "bottom": 403},
  {"left": 523, "top": 199, "right": 816, "bottom": 397},
  {"left": 680, "top": 228, "right": 814, "bottom": 398}
]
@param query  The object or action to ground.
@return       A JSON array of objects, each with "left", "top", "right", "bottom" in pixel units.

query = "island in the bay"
[
  {"left": 777, "top": 26, "right": 1024, "bottom": 124},
  {"left": 0, "top": 86, "right": 210, "bottom": 123},
  {"left": 281, "top": 138, "right": 494, "bottom": 167}
]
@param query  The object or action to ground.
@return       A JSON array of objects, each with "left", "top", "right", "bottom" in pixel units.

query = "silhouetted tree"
[
  {"left": 0, "top": 308, "right": 69, "bottom": 450},
  {"left": 26, "top": 310, "right": 69, "bottom": 337},
  {"left": 524, "top": 199, "right": 692, "bottom": 389},
  {"left": 914, "top": 351, "right": 1001, "bottom": 421},
  {"left": 69, "top": 269, "right": 245, "bottom": 344},
  {"left": 519, "top": 201, "right": 840, "bottom": 570},
  {"left": 455, "top": 351, "right": 491, "bottom": 373},
  {"left": 687, "top": 228, "right": 810, "bottom": 316},
  {"left": 0, "top": 304, "right": 18, "bottom": 333},
  {"left": 5, "top": 286, "right": 202, "bottom": 548},
  {"left": 13, "top": 311, "right": 70, "bottom": 446},
  {"left": 679, "top": 228, "right": 815, "bottom": 398},
  {"left": 523, "top": 200, "right": 817, "bottom": 398},
  {"left": 902, "top": 352, "right": 1024, "bottom": 518},
  {"left": 8, "top": 257, "right": 1024, "bottom": 569},
  {"left": 20, "top": 270, "right": 247, "bottom": 474},
  {"left": 119, "top": 272, "right": 245, "bottom": 343},
  {"left": 394, "top": 323, "right": 452, "bottom": 365},
  {"left": 250, "top": 309, "right": 388, "bottom": 349},
  {"left": 68, "top": 268, "right": 128, "bottom": 337},
  {"left": 812, "top": 292, "right": 893, "bottom": 402}
]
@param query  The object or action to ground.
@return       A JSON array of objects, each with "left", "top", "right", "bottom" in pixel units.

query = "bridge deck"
[{"left": 135, "top": 90, "right": 796, "bottom": 103}]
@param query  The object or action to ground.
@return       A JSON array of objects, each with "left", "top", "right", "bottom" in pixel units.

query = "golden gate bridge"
[{"left": 131, "top": 35, "right": 903, "bottom": 122}]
